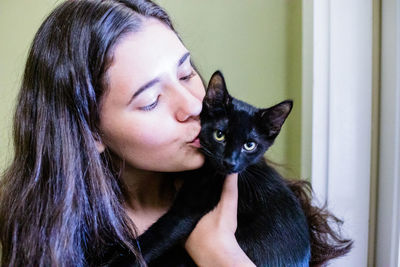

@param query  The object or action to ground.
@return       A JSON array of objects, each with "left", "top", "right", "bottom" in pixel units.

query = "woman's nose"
[{"left": 173, "top": 84, "right": 203, "bottom": 122}]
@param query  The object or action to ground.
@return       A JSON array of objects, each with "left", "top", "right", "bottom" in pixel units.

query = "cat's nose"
[{"left": 223, "top": 159, "right": 236, "bottom": 170}]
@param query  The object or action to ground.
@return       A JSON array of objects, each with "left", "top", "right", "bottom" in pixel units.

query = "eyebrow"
[
  {"left": 129, "top": 52, "right": 191, "bottom": 104},
  {"left": 178, "top": 52, "right": 190, "bottom": 67}
]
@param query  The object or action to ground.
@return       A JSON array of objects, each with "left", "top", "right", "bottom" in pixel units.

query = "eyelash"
[
  {"left": 180, "top": 70, "right": 196, "bottom": 81},
  {"left": 140, "top": 95, "right": 160, "bottom": 111}
]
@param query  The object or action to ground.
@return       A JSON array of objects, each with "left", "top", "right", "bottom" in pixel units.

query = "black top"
[{"left": 105, "top": 243, "right": 197, "bottom": 267}]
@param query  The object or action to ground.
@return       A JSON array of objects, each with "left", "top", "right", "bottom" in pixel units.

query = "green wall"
[
  {"left": 0, "top": 0, "right": 302, "bottom": 176},
  {"left": 0, "top": 0, "right": 64, "bottom": 171}
]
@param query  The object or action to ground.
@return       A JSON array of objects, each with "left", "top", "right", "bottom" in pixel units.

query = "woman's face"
[{"left": 99, "top": 18, "right": 205, "bottom": 172}]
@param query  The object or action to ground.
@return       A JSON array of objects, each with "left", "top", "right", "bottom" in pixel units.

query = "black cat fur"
[{"left": 107, "top": 71, "right": 352, "bottom": 267}]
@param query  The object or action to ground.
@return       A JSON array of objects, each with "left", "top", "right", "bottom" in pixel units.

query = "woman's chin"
[{"left": 181, "top": 152, "right": 205, "bottom": 171}]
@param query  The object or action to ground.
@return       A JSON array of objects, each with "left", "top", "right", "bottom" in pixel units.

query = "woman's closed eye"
[
  {"left": 138, "top": 68, "right": 197, "bottom": 111},
  {"left": 139, "top": 95, "right": 160, "bottom": 111},
  {"left": 180, "top": 70, "right": 196, "bottom": 81}
]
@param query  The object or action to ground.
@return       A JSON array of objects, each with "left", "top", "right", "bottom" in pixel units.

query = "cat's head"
[{"left": 199, "top": 71, "right": 293, "bottom": 174}]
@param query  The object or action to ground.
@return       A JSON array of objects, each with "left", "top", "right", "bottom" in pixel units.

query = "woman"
[{"left": 0, "top": 0, "right": 255, "bottom": 266}]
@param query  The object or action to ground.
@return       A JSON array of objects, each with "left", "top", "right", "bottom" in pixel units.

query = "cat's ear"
[
  {"left": 260, "top": 100, "right": 293, "bottom": 138},
  {"left": 204, "top": 70, "right": 230, "bottom": 107}
]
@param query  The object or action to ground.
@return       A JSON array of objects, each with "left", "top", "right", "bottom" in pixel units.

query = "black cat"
[{"left": 109, "top": 70, "right": 310, "bottom": 267}]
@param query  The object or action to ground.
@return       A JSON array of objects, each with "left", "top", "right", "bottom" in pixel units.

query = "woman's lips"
[{"left": 188, "top": 137, "right": 201, "bottom": 148}]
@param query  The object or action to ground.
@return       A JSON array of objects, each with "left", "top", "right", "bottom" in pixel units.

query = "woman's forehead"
[
  {"left": 104, "top": 18, "right": 189, "bottom": 105},
  {"left": 109, "top": 18, "right": 187, "bottom": 79}
]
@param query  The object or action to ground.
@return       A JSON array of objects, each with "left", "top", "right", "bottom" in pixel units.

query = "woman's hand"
[{"left": 184, "top": 173, "right": 256, "bottom": 267}]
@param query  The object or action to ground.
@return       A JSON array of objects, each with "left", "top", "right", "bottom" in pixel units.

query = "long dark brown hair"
[
  {"left": 0, "top": 0, "right": 352, "bottom": 266},
  {"left": 267, "top": 159, "right": 353, "bottom": 266},
  {"left": 0, "top": 0, "right": 174, "bottom": 266},
  {"left": 286, "top": 179, "right": 353, "bottom": 266}
]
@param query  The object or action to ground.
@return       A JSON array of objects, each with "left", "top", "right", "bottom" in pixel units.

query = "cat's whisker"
[{"left": 200, "top": 146, "right": 217, "bottom": 159}]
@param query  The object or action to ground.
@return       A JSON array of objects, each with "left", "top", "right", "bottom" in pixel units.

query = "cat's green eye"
[
  {"left": 213, "top": 130, "right": 225, "bottom": 142},
  {"left": 243, "top": 141, "right": 257, "bottom": 151}
]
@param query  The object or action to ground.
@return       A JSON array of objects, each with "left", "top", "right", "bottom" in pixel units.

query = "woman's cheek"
[{"left": 132, "top": 115, "right": 179, "bottom": 148}]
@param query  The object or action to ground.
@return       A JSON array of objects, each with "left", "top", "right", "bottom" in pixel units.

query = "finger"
[{"left": 218, "top": 173, "right": 239, "bottom": 217}]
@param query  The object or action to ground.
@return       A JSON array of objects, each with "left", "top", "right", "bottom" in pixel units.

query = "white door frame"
[
  {"left": 303, "top": 0, "right": 374, "bottom": 266},
  {"left": 375, "top": 0, "right": 400, "bottom": 266}
]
